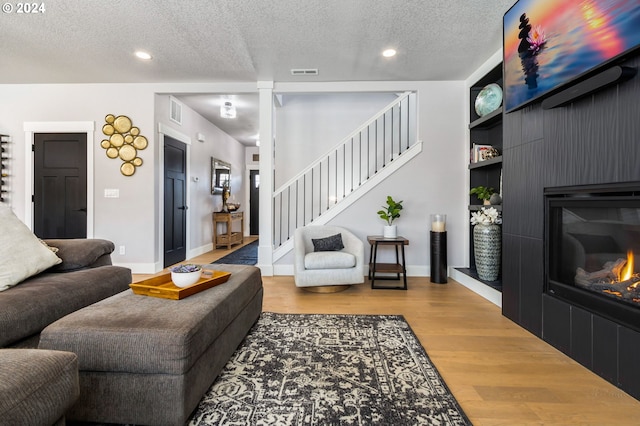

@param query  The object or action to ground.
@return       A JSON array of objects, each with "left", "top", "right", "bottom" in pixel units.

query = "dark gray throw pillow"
[{"left": 312, "top": 233, "right": 344, "bottom": 252}]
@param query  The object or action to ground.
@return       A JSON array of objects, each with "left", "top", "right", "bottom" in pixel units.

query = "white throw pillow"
[{"left": 0, "top": 204, "right": 62, "bottom": 291}]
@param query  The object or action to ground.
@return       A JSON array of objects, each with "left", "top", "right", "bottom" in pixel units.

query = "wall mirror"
[{"left": 211, "top": 158, "right": 231, "bottom": 194}]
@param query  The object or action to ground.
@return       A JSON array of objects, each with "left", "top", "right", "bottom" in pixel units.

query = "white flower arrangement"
[{"left": 470, "top": 207, "right": 502, "bottom": 225}]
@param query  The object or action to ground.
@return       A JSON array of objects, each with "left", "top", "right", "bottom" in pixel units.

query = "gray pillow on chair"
[{"left": 312, "top": 233, "right": 344, "bottom": 252}]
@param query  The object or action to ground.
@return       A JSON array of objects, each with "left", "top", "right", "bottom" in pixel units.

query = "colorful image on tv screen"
[{"left": 503, "top": 0, "right": 640, "bottom": 112}]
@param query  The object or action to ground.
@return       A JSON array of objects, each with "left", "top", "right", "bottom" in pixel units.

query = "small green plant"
[
  {"left": 469, "top": 186, "right": 495, "bottom": 201},
  {"left": 377, "top": 196, "right": 403, "bottom": 225}
]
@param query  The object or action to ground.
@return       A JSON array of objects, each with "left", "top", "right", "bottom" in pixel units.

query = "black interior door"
[
  {"left": 34, "top": 133, "right": 87, "bottom": 239},
  {"left": 164, "top": 136, "right": 187, "bottom": 267},
  {"left": 250, "top": 169, "right": 259, "bottom": 236}
]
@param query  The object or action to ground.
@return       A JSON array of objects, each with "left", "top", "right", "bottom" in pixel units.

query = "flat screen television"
[{"left": 503, "top": 0, "right": 640, "bottom": 113}]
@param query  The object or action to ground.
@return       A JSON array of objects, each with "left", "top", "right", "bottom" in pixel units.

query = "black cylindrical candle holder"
[{"left": 430, "top": 231, "right": 448, "bottom": 283}]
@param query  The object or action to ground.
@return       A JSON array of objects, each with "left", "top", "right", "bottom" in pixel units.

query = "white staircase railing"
[{"left": 273, "top": 91, "right": 418, "bottom": 248}]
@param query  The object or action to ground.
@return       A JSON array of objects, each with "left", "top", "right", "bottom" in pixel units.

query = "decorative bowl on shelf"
[
  {"left": 169, "top": 264, "right": 202, "bottom": 288},
  {"left": 474, "top": 83, "right": 503, "bottom": 117},
  {"left": 226, "top": 202, "right": 241, "bottom": 212}
]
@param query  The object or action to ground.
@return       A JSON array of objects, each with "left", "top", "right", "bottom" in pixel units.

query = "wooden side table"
[
  {"left": 367, "top": 236, "right": 409, "bottom": 290},
  {"left": 213, "top": 212, "right": 244, "bottom": 249}
]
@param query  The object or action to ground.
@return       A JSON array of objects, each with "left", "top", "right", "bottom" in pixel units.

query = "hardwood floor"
[{"left": 133, "top": 243, "right": 640, "bottom": 425}]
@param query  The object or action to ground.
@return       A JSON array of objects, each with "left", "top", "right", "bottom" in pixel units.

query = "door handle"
[
  {"left": 178, "top": 206, "right": 188, "bottom": 210},
  {"left": 75, "top": 208, "right": 87, "bottom": 212}
]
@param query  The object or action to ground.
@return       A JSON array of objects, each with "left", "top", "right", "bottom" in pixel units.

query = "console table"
[
  {"left": 367, "top": 236, "right": 409, "bottom": 290},
  {"left": 213, "top": 211, "right": 244, "bottom": 249}
]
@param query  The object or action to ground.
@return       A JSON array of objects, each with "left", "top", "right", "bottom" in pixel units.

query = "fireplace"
[{"left": 545, "top": 182, "right": 640, "bottom": 333}]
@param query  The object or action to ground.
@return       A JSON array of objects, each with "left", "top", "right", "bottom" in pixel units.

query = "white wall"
[
  {"left": 0, "top": 80, "right": 467, "bottom": 275},
  {"left": 0, "top": 84, "right": 158, "bottom": 270},
  {"left": 272, "top": 81, "right": 467, "bottom": 273},
  {"left": 274, "top": 92, "right": 398, "bottom": 187},
  {"left": 154, "top": 95, "right": 247, "bottom": 258},
  {"left": 0, "top": 83, "right": 248, "bottom": 273}
]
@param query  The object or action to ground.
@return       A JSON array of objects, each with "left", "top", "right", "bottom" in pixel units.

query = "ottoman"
[
  {"left": 39, "top": 264, "right": 263, "bottom": 426},
  {"left": 0, "top": 349, "right": 79, "bottom": 426}
]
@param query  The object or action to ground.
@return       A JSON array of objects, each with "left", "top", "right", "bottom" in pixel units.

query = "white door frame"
[
  {"left": 157, "top": 123, "right": 192, "bottom": 268},
  {"left": 23, "top": 121, "right": 95, "bottom": 237},
  {"left": 245, "top": 164, "right": 259, "bottom": 236}
]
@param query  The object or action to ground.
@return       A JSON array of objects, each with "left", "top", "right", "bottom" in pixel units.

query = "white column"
[{"left": 256, "top": 81, "right": 274, "bottom": 275}]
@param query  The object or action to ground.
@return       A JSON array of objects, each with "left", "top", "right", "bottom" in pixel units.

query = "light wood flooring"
[{"left": 134, "top": 240, "right": 640, "bottom": 425}]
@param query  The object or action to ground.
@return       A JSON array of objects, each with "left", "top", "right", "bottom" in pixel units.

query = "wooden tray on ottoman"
[{"left": 129, "top": 269, "right": 231, "bottom": 300}]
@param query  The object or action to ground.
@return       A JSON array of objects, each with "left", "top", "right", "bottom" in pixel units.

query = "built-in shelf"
[
  {"left": 467, "top": 62, "right": 503, "bottom": 294},
  {"left": 469, "top": 107, "right": 503, "bottom": 129},
  {"left": 469, "top": 155, "right": 502, "bottom": 169},
  {"left": 454, "top": 267, "right": 502, "bottom": 291},
  {"left": 469, "top": 205, "right": 502, "bottom": 211}
]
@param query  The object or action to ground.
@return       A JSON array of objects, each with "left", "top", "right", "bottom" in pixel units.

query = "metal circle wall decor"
[{"left": 101, "top": 114, "right": 148, "bottom": 176}]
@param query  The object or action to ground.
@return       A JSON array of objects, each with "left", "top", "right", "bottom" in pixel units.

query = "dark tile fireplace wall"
[{"left": 502, "top": 53, "right": 640, "bottom": 400}]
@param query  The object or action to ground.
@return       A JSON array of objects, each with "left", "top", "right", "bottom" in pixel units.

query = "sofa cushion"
[
  {"left": 0, "top": 349, "right": 79, "bottom": 425},
  {"left": 312, "top": 233, "right": 344, "bottom": 252},
  {"left": 304, "top": 251, "right": 356, "bottom": 270},
  {"left": 0, "top": 265, "right": 132, "bottom": 348},
  {"left": 0, "top": 204, "right": 62, "bottom": 291},
  {"left": 45, "top": 239, "right": 115, "bottom": 272},
  {"left": 39, "top": 239, "right": 60, "bottom": 253}
]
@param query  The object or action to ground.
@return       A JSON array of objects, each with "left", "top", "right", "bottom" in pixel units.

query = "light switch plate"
[{"left": 104, "top": 189, "right": 119, "bottom": 198}]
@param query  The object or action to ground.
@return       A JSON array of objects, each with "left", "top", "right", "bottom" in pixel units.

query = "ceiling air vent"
[{"left": 291, "top": 69, "right": 319, "bottom": 76}]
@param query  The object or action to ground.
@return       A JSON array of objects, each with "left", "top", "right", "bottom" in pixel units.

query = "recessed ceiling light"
[
  {"left": 135, "top": 51, "right": 152, "bottom": 60},
  {"left": 382, "top": 49, "right": 397, "bottom": 58}
]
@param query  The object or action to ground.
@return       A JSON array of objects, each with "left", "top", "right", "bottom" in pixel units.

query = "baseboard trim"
[
  {"left": 271, "top": 264, "right": 430, "bottom": 278},
  {"left": 187, "top": 243, "right": 214, "bottom": 260}
]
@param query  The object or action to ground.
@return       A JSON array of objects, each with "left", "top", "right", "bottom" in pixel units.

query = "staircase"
[{"left": 272, "top": 91, "right": 421, "bottom": 260}]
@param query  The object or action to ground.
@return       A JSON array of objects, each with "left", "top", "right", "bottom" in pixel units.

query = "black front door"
[
  {"left": 250, "top": 169, "right": 259, "bottom": 235},
  {"left": 34, "top": 133, "right": 87, "bottom": 239},
  {"left": 164, "top": 136, "right": 187, "bottom": 267}
]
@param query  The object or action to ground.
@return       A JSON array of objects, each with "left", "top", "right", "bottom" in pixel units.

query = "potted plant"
[
  {"left": 469, "top": 186, "right": 495, "bottom": 205},
  {"left": 377, "top": 196, "right": 403, "bottom": 238}
]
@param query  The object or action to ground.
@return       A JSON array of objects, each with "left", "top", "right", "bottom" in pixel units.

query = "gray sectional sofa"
[
  {"left": 0, "top": 238, "right": 131, "bottom": 425},
  {"left": 0, "top": 228, "right": 263, "bottom": 425},
  {"left": 0, "top": 238, "right": 132, "bottom": 349}
]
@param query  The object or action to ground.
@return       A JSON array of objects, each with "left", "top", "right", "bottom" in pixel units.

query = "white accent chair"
[{"left": 294, "top": 225, "right": 365, "bottom": 291}]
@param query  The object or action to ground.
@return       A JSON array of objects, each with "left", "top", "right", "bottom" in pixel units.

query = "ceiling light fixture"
[
  {"left": 382, "top": 49, "right": 397, "bottom": 58},
  {"left": 220, "top": 101, "right": 236, "bottom": 119},
  {"left": 134, "top": 51, "right": 152, "bottom": 60}
]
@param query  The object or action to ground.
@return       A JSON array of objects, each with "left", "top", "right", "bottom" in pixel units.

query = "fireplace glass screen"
[{"left": 546, "top": 187, "right": 640, "bottom": 330}]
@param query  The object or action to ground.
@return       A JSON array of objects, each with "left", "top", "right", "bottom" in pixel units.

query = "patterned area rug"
[
  {"left": 212, "top": 240, "right": 258, "bottom": 265},
  {"left": 189, "top": 312, "right": 471, "bottom": 426}
]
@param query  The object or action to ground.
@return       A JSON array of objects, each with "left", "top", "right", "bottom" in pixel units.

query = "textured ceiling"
[{"left": 1, "top": 0, "right": 515, "bottom": 143}]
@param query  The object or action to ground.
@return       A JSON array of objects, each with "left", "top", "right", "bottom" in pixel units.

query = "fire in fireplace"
[
  {"left": 575, "top": 250, "right": 640, "bottom": 306},
  {"left": 545, "top": 182, "right": 640, "bottom": 332}
]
